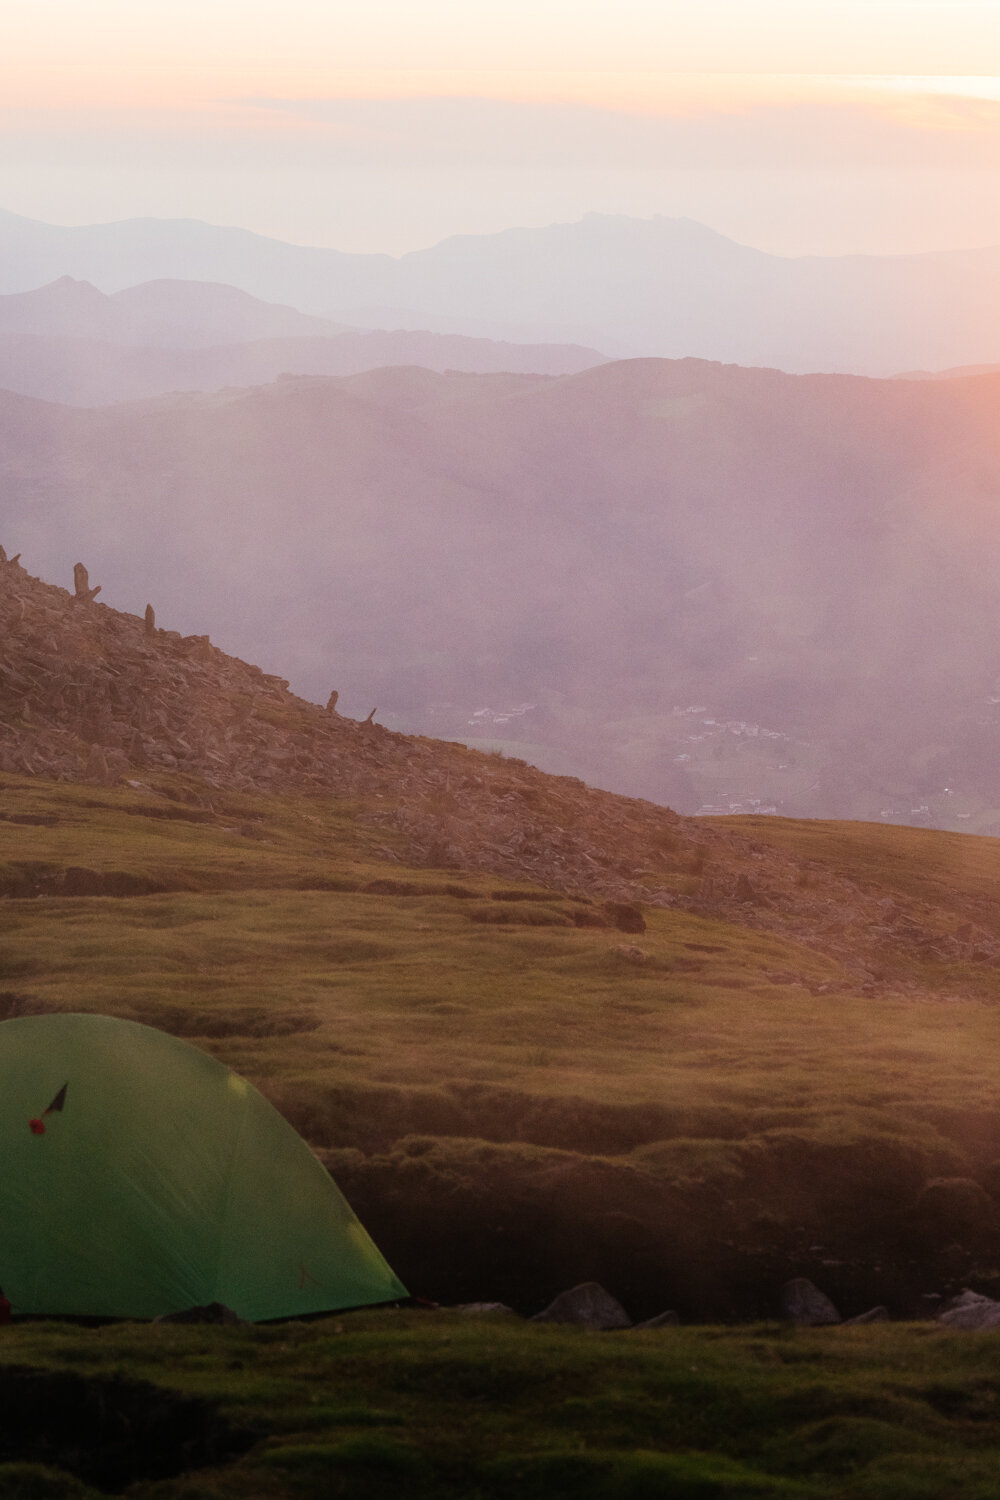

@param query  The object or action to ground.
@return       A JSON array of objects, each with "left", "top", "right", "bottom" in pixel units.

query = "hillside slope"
[
  {"left": 5, "top": 359, "right": 1000, "bottom": 824},
  {"left": 0, "top": 329, "right": 607, "bottom": 406},
  {"left": 7, "top": 554, "right": 1000, "bottom": 1318},
  {"left": 0, "top": 276, "right": 347, "bottom": 345}
]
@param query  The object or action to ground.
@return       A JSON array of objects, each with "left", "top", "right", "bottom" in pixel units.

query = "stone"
[
  {"left": 144, "top": 604, "right": 156, "bottom": 636},
  {"left": 780, "top": 1277, "right": 841, "bottom": 1325},
  {"left": 326, "top": 690, "right": 340, "bottom": 714},
  {"left": 85, "top": 744, "right": 111, "bottom": 784},
  {"left": 613, "top": 945, "right": 649, "bottom": 964},
  {"left": 841, "top": 1306, "right": 889, "bottom": 1325},
  {"left": 734, "top": 873, "right": 768, "bottom": 905},
  {"left": 939, "top": 1290, "right": 1000, "bottom": 1330},
  {"left": 913, "top": 1178, "right": 997, "bottom": 1240},
  {"left": 532, "top": 1282, "right": 632, "bottom": 1330},
  {"left": 631, "top": 1310, "right": 680, "bottom": 1330},
  {"left": 72, "top": 562, "right": 101, "bottom": 603},
  {"left": 184, "top": 635, "right": 212, "bottom": 661}
]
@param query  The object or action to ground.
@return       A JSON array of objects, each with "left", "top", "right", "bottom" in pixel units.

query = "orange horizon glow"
[
  {"left": 5, "top": 73, "right": 1000, "bottom": 127},
  {"left": 5, "top": 0, "right": 1000, "bottom": 111},
  {"left": 4, "top": 4, "right": 1000, "bottom": 258}
]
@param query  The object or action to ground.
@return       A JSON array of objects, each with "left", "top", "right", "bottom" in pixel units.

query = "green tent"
[{"left": 0, "top": 1013, "right": 406, "bottom": 1320}]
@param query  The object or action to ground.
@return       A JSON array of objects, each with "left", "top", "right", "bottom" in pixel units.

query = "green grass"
[
  {"left": 6, "top": 773, "right": 1000, "bottom": 1319},
  {"left": 715, "top": 814, "right": 1000, "bottom": 913},
  {"left": 11, "top": 775, "right": 1000, "bottom": 1486},
  {"left": 5, "top": 1313, "right": 1000, "bottom": 1498}
]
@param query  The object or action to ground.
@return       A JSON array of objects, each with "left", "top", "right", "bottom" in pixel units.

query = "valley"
[{"left": 7, "top": 357, "right": 1000, "bottom": 828}]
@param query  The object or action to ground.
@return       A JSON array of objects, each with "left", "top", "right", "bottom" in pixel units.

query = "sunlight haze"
[{"left": 3, "top": 1, "right": 1000, "bottom": 252}]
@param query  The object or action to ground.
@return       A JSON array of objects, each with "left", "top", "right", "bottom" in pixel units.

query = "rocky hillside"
[
  {"left": 5, "top": 548, "right": 1000, "bottom": 1005},
  {"left": 9, "top": 359, "right": 1000, "bottom": 829},
  {"left": 11, "top": 550, "right": 1000, "bottom": 1318}
]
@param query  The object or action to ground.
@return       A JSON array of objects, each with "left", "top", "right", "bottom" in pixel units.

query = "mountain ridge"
[
  {"left": 0, "top": 276, "right": 609, "bottom": 400},
  {"left": 0, "top": 275, "right": 349, "bottom": 345},
  {"left": 4, "top": 541, "right": 999, "bottom": 994},
  {"left": 7, "top": 208, "right": 1000, "bottom": 371},
  {"left": 6, "top": 356, "right": 1000, "bottom": 827}
]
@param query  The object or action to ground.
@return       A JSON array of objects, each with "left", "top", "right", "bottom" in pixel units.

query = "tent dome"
[{"left": 0, "top": 1013, "right": 406, "bottom": 1320}]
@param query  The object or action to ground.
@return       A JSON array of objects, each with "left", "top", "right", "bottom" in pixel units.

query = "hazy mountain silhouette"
[
  {"left": 0, "top": 276, "right": 347, "bottom": 345},
  {"left": 7, "top": 209, "right": 1000, "bottom": 372},
  {"left": 0, "top": 329, "right": 609, "bottom": 405},
  {"left": 0, "top": 277, "right": 608, "bottom": 402},
  {"left": 897, "top": 363, "right": 1000, "bottom": 380},
  {"left": 5, "top": 356, "right": 1000, "bottom": 825}
]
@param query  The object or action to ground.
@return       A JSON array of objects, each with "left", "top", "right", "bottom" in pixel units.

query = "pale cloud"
[
  {"left": 6, "top": 3, "right": 1000, "bottom": 107},
  {"left": 5, "top": 0, "right": 1000, "bottom": 260},
  {"left": 3, "top": 86, "right": 1000, "bottom": 258}
]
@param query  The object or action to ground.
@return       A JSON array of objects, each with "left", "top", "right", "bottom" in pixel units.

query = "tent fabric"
[{"left": 0, "top": 1013, "right": 406, "bottom": 1320}]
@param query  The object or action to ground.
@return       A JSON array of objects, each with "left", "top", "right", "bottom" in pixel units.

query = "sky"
[{"left": 4, "top": 1, "right": 1000, "bottom": 255}]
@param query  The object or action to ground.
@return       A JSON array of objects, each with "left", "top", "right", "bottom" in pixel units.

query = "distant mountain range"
[
  {"left": 0, "top": 277, "right": 607, "bottom": 402},
  {"left": 5, "top": 356, "right": 1000, "bottom": 827},
  {"left": 0, "top": 275, "right": 347, "bottom": 345},
  {"left": 6, "top": 208, "right": 1000, "bottom": 373}
]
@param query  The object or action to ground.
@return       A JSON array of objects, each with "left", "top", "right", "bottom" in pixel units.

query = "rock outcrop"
[
  {"left": 780, "top": 1277, "right": 841, "bottom": 1326},
  {"left": 532, "top": 1282, "right": 632, "bottom": 1330},
  {"left": 939, "top": 1290, "right": 1000, "bottom": 1330}
]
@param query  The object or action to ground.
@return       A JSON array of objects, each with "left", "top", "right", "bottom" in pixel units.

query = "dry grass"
[{"left": 7, "top": 775, "right": 1000, "bottom": 1317}]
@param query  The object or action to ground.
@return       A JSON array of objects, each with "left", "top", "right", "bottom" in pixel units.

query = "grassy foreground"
[
  {"left": 5, "top": 774, "right": 1000, "bottom": 1318},
  {"left": 2, "top": 1312, "right": 1000, "bottom": 1498},
  {"left": 8, "top": 772, "right": 1000, "bottom": 1491}
]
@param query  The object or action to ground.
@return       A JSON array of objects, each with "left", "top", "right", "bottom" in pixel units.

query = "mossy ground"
[
  {"left": 7, "top": 775, "right": 1000, "bottom": 1487},
  {"left": 4, "top": 1312, "right": 1000, "bottom": 1498}
]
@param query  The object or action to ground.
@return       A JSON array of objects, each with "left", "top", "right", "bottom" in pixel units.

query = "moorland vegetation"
[{"left": 6, "top": 553, "right": 1000, "bottom": 1493}]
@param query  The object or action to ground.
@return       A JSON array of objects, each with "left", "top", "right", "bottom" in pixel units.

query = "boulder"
[
  {"left": 841, "top": 1306, "right": 889, "bottom": 1326},
  {"left": 631, "top": 1310, "right": 680, "bottom": 1330},
  {"left": 72, "top": 562, "right": 101, "bottom": 603},
  {"left": 939, "top": 1289, "right": 1000, "bottom": 1330},
  {"left": 780, "top": 1277, "right": 841, "bottom": 1326},
  {"left": 613, "top": 945, "right": 649, "bottom": 964},
  {"left": 532, "top": 1282, "right": 632, "bottom": 1330},
  {"left": 734, "top": 873, "right": 770, "bottom": 906}
]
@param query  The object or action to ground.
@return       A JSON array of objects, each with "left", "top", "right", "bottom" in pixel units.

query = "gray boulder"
[
  {"left": 780, "top": 1277, "right": 841, "bottom": 1326},
  {"left": 939, "top": 1290, "right": 1000, "bottom": 1330},
  {"left": 532, "top": 1282, "right": 631, "bottom": 1330},
  {"left": 841, "top": 1306, "right": 889, "bottom": 1326},
  {"left": 631, "top": 1310, "right": 680, "bottom": 1330}
]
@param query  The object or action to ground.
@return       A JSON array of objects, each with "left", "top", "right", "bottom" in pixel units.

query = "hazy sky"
[{"left": 5, "top": 1, "right": 1000, "bottom": 254}]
